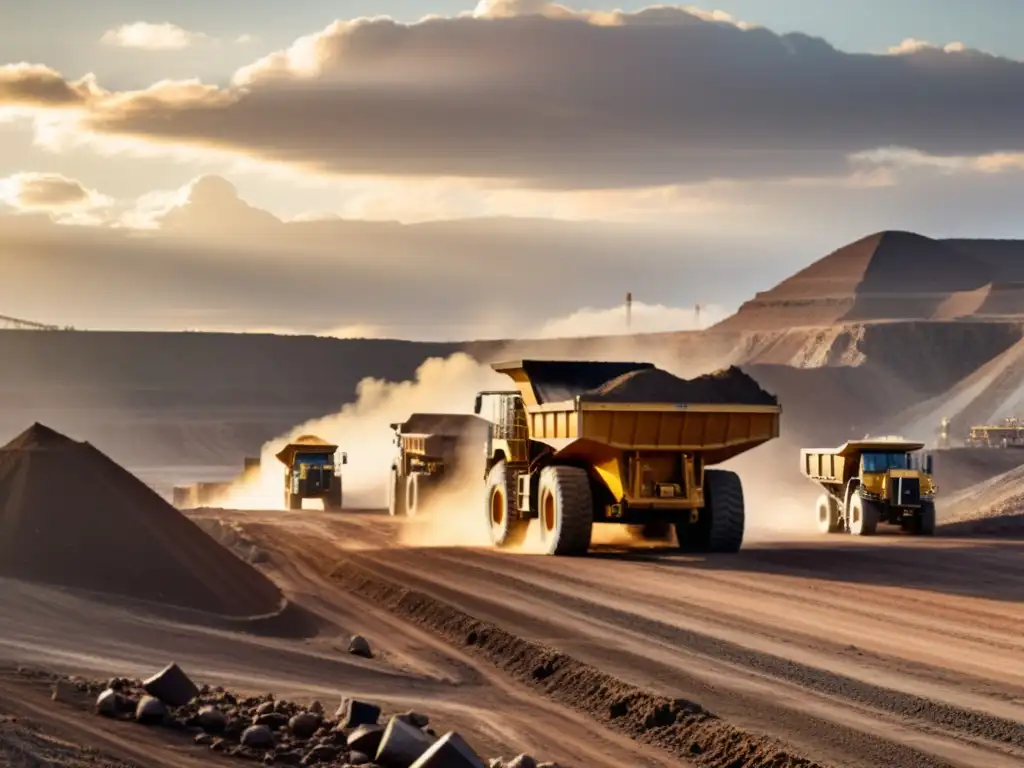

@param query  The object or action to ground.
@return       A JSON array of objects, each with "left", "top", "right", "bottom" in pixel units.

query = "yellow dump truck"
[
  {"left": 388, "top": 413, "right": 490, "bottom": 517},
  {"left": 800, "top": 437, "right": 937, "bottom": 536},
  {"left": 275, "top": 435, "right": 347, "bottom": 511},
  {"left": 473, "top": 360, "right": 781, "bottom": 556}
]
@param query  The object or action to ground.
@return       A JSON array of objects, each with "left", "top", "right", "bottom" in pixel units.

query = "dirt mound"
[
  {"left": 580, "top": 366, "right": 778, "bottom": 405},
  {"left": 939, "top": 462, "right": 1024, "bottom": 537},
  {"left": 0, "top": 423, "right": 282, "bottom": 616}
]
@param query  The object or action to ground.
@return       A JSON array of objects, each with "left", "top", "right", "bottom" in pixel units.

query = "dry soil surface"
[{"left": 3, "top": 507, "right": 1024, "bottom": 768}]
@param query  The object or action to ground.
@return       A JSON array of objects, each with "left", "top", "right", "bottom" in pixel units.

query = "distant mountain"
[{"left": 715, "top": 230, "right": 1024, "bottom": 331}]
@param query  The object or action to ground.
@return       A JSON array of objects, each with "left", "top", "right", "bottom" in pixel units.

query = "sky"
[{"left": 1, "top": 0, "right": 1023, "bottom": 339}]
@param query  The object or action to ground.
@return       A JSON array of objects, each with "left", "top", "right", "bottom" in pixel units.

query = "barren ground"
[{"left": 3, "top": 506, "right": 1023, "bottom": 768}]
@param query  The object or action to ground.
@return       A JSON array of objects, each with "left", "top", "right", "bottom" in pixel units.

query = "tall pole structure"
[{"left": 625, "top": 292, "right": 632, "bottom": 331}]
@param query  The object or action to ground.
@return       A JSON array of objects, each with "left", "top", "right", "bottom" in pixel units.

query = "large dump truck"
[
  {"left": 473, "top": 360, "right": 781, "bottom": 556},
  {"left": 275, "top": 435, "right": 347, "bottom": 511},
  {"left": 388, "top": 413, "right": 491, "bottom": 517},
  {"left": 800, "top": 437, "right": 937, "bottom": 536}
]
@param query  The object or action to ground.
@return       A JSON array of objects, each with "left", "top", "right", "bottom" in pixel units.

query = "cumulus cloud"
[
  {"left": 533, "top": 301, "right": 728, "bottom": 339},
  {"left": 0, "top": 172, "right": 109, "bottom": 211},
  {"left": 101, "top": 22, "right": 208, "bottom": 51},
  {"left": 4, "top": 4, "right": 1024, "bottom": 188}
]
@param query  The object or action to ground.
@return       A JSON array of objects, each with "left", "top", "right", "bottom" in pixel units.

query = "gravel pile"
[
  {"left": 580, "top": 365, "right": 778, "bottom": 405},
  {"left": 0, "top": 423, "right": 282, "bottom": 616},
  {"left": 34, "top": 663, "right": 560, "bottom": 768}
]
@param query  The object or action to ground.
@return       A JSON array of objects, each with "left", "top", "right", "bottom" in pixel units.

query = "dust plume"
[{"left": 217, "top": 353, "right": 506, "bottom": 510}]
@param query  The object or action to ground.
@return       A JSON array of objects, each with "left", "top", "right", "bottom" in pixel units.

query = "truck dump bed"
[
  {"left": 275, "top": 435, "right": 338, "bottom": 466},
  {"left": 392, "top": 413, "right": 490, "bottom": 460},
  {"left": 801, "top": 439, "right": 925, "bottom": 486},
  {"left": 492, "top": 361, "right": 781, "bottom": 465}
]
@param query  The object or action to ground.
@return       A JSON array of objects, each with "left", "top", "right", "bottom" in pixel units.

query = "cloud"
[
  {"left": 0, "top": 172, "right": 110, "bottom": 211},
  {"left": 887, "top": 38, "right": 969, "bottom": 55},
  {"left": 100, "top": 22, "right": 208, "bottom": 51},
  {"left": 533, "top": 301, "right": 728, "bottom": 339},
  {"left": 0, "top": 64, "right": 93, "bottom": 109},
  {"left": 0, "top": 174, "right": 782, "bottom": 338},
  {"left": 5, "top": 4, "right": 1024, "bottom": 189}
]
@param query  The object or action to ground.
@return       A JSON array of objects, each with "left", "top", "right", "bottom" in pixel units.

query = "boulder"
[
  {"left": 142, "top": 663, "right": 199, "bottom": 707},
  {"left": 409, "top": 731, "right": 486, "bottom": 768},
  {"left": 348, "top": 635, "right": 373, "bottom": 658},
  {"left": 376, "top": 716, "right": 435, "bottom": 767},
  {"left": 301, "top": 743, "right": 341, "bottom": 764},
  {"left": 347, "top": 724, "right": 385, "bottom": 756},
  {"left": 198, "top": 705, "right": 227, "bottom": 734},
  {"left": 337, "top": 698, "right": 381, "bottom": 729},
  {"left": 135, "top": 696, "right": 169, "bottom": 725},
  {"left": 256, "top": 700, "right": 276, "bottom": 716},
  {"left": 289, "top": 712, "right": 322, "bottom": 740},
  {"left": 241, "top": 724, "right": 276, "bottom": 750},
  {"left": 95, "top": 688, "right": 123, "bottom": 717},
  {"left": 256, "top": 712, "right": 290, "bottom": 730}
]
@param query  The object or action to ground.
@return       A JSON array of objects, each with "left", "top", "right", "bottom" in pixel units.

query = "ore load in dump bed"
[
  {"left": 388, "top": 413, "right": 490, "bottom": 517},
  {"left": 0, "top": 423, "right": 282, "bottom": 616},
  {"left": 474, "top": 360, "right": 781, "bottom": 556}
]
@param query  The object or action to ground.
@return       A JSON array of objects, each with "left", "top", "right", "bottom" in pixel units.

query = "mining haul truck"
[
  {"left": 389, "top": 413, "right": 490, "bottom": 517},
  {"left": 472, "top": 359, "right": 781, "bottom": 556},
  {"left": 275, "top": 435, "right": 347, "bottom": 511},
  {"left": 800, "top": 437, "right": 937, "bottom": 536}
]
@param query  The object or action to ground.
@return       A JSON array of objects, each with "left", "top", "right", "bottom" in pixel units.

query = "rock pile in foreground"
[{"left": 36, "top": 664, "right": 561, "bottom": 768}]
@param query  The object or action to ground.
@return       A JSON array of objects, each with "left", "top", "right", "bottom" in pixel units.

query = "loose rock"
[
  {"left": 198, "top": 705, "right": 227, "bottom": 734},
  {"left": 376, "top": 716, "right": 434, "bottom": 767},
  {"left": 348, "top": 635, "right": 373, "bottom": 658},
  {"left": 301, "top": 743, "right": 341, "bottom": 764},
  {"left": 347, "top": 724, "right": 385, "bottom": 756},
  {"left": 506, "top": 756, "right": 538, "bottom": 768},
  {"left": 337, "top": 698, "right": 381, "bottom": 729},
  {"left": 289, "top": 711, "right": 322, "bottom": 740},
  {"left": 241, "top": 724, "right": 276, "bottom": 750},
  {"left": 143, "top": 663, "right": 199, "bottom": 707},
  {"left": 410, "top": 731, "right": 486, "bottom": 768},
  {"left": 135, "top": 696, "right": 169, "bottom": 726},
  {"left": 95, "top": 689, "right": 122, "bottom": 717},
  {"left": 256, "top": 712, "right": 290, "bottom": 730},
  {"left": 397, "top": 711, "right": 430, "bottom": 729}
]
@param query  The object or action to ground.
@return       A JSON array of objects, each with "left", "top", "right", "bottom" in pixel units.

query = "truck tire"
[
  {"left": 911, "top": 501, "right": 937, "bottom": 536},
  {"left": 324, "top": 484, "right": 343, "bottom": 512},
  {"left": 388, "top": 467, "right": 406, "bottom": 516},
  {"left": 537, "top": 465, "right": 593, "bottom": 556},
  {"left": 485, "top": 461, "right": 527, "bottom": 547},
  {"left": 405, "top": 473, "right": 424, "bottom": 518},
  {"left": 705, "top": 468, "right": 745, "bottom": 553},
  {"left": 816, "top": 493, "right": 841, "bottom": 534},
  {"left": 848, "top": 494, "right": 879, "bottom": 536}
]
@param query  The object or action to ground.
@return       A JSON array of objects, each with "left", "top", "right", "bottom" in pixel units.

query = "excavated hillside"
[{"left": 717, "top": 230, "right": 1024, "bottom": 331}]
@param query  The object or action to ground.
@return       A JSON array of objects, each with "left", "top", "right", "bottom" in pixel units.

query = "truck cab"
[{"left": 275, "top": 437, "right": 347, "bottom": 511}]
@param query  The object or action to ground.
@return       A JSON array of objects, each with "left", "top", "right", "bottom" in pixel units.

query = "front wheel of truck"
[
  {"left": 849, "top": 495, "right": 879, "bottom": 536},
  {"left": 537, "top": 465, "right": 593, "bottom": 556},
  {"left": 910, "top": 501, "right": 936, "bottom": 536}
]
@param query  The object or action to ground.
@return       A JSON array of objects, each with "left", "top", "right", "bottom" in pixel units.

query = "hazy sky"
[{"left": 1, "top": 1, "right": 1022, "bottom": 338}]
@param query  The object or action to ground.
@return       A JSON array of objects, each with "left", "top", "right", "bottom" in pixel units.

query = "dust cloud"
[
  {"left": 216, "top": 334, "right": 812, "bottom": 550},
  {"left": 216, "top": 353, "right": 507, "bottom": 510}
]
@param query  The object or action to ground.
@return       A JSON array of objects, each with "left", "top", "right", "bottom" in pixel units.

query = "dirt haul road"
[{"left": 194, "top": 507, "right": 1024, "bottom": 768}]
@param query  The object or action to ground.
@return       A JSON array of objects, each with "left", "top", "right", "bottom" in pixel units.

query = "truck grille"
[{"left": 889, "top": 476, "right": 921, "bottom": 507}]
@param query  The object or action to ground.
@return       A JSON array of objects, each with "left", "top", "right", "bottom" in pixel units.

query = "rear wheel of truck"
[
  {"left": 816, "top": 493, "right": 841, "bottom": 534},
  {"left": 537, "top": 465, "right": 593, "bottom": 556},
  {"left": 705, "top": 468, "right": 745, "bottom": 553},
  {"left": 848, "top": 495, "right": 879, "bottom": 536},
  {"left": 910, "top": 501, "right": 936, "bottom": 536},
  {"left": 388, "top": 467, "right": 406, "bottom": 516},
  {"left": 486, "top": 460, "right": 527, "bottom": 548},
  {"left": 405, "top": 473, "right": 425, "bottom": 518}
]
